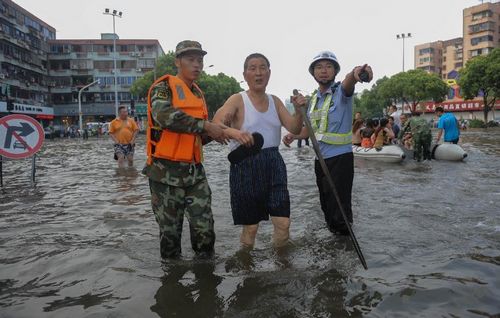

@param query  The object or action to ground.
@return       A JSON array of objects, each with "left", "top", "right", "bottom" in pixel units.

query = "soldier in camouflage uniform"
[
  {"left": 143, "top": 40, "right": 227, "bottom": 258},
  {"left": 408, "top": 112, "right": 432, "bottom": 161}
]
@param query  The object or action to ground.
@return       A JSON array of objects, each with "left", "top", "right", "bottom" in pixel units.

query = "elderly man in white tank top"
[{"left": 213, "top": 53, "right": 306, "bottom": 249}]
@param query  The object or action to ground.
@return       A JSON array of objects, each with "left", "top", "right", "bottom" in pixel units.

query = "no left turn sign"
[{"left": 0, "top": 114, "right": 44, "bottom": 159}]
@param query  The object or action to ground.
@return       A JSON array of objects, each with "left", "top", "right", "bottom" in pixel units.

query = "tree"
[
  {"left": 353, "top": 76, "right": 391, "bottom": 119},
  {"left": 458, "top": 47, "right": 500, "bottom": 124},
  {"left": 378, "top": 69, "right": 448, "bottom": 113},
  {"left": 130, "top": 51, "right": 242, "bottom": 117}
]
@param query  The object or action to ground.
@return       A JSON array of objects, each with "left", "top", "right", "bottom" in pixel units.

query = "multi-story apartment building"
[
  {"left": 414, "top": 41, "right": 443, "bottom": 75},
  {"left": 463, "top": 1, "right": 500, "bottom": 64},
  {"left": 441, "top": 38, "right": 463, "bottom": 79},
  {"left": 414, "top": 2, "right": 499, "bottom": 80},
  {"left": 48, "top": 34, "right": 164, "bottom": 124},
  {"left": 0, "top": 0, "right": 56, "bottom": 120}
]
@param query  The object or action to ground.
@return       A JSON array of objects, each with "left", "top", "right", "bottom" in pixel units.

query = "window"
[
  {"left": 118, "top": 60, "right": 137, "bottom": 69},
  {"left": 117, "top": 76, "right": 136, "bottom": 85},
  {"left": 419, "top": 47, "right": 434, "bottom": 55},
  {"left": 471, "top": 10, "right": 493, "bottom": 21},
  {"left": 470, "top": 47, "right": 494, "bottom": 58},
  {"left": 471, "top": 35, "right": 493, "bottom": 46},
  {"left": 455, "top": 62, "right": 463, "bottom": 68},
  {"left": 94, "top": 60, "right": 114, "bottom": 70},
  {"left": 469, "top": 22, "right": 495, "bottom": 34},
  {"left": 118, "top": 92, "right": 131, "bottom": 101},
  {"left": 137, "top": 59, "right": 155, "bottom": 68},
  {"left": 419, "top": 57, "right": 431, "bottom": 64}
]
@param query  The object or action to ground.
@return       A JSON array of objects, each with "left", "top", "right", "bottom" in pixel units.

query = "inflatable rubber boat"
[
  {"left": 432, "top": 143, "right": 467, "bottom": 161},
  {"left": 352, "top": 145, "right": 406, "bottom": 163},
  {"left": 400, "top": 143, "right": 467, "bottom": 161}
]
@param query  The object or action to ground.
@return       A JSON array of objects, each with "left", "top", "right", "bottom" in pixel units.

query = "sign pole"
[
  {"left": 31, "top": 154, "right": 36, "bottom": 185},
  {"left": 0, "top": 155, "right": 3, "bottom": 188},
  {"left": 0, "top": 114, "right": 44, "bottom": 187}
]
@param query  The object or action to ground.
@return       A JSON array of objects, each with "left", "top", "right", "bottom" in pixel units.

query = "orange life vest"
[{"left": 146, "top": 75, "right": 208, "bottom": 165}]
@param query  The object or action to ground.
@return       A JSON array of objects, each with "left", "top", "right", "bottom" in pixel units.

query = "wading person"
[
  {"left": 283, "top": 51, "right": 373, "bottom": 235},
  {"left": 408, "top": 112, "right": 432, "bottom": 161},
  {"left": 213, "top": 53, "right": 304, "bottom": 249},
  {"left": 143, "top": 40, "right": 226, "bottom": 259},
  {"left": 109, "top": 106, "right": 139, "bottom": 167},
  {"left": 435, "top": 106, "right": 460, "bottom": 144}
]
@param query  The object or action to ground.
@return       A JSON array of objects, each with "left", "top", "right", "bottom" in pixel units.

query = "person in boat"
[
  {"left": 388, "top": 116, "right": 400, "bottom": 142},
  {"left": 360, "top": 118, "right": 376, "bottom": 148},
  {"left": 213, "top": 53, "right": 304, "bottom": 249},
  {"left": 282, "top": 50, "right": 373, "bottom": 235},
  {"left": 353, "top": 111, "right": 362, "bottom": 124},
  {"left": 352, "top": 119, "right": 364, "bottom": 146},
  {"left": 398, "top": 113, "right": 412, "bottom": 149},
  {"left": 372, "top": 118, "right": 395, "bottom": 149}
]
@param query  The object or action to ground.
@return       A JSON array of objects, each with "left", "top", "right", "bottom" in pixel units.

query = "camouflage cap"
[{"left": 175, "top": 40, "right": 207, "bottom": 57}]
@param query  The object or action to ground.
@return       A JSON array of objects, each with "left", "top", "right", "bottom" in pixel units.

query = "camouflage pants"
[
  {"left": 149, "top": 178, "right": 215, "bottom": 258},
  {"left": 413, "top": 133, "right": 432, "bottom": 161}
]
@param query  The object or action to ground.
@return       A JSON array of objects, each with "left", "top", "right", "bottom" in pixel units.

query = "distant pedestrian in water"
[{"left": 109, "top": 106, "right": 139, "bottom": 167}]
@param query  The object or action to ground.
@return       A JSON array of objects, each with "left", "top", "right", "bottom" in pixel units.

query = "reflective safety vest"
[
  {"left": 309, "top": 90, "right": 352, "bottom": 145},
  {"left": 146, "top": 75, "right": 208, "bottom": 165}
]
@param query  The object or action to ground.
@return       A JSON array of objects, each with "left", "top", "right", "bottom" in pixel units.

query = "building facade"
[
  {"left": 0, "top": 0, "right": 56, "bottom": 121},
  {"left": 48, "top": 35, "right": 164, "bottom": 125},
  {"left": 414, "top": 41, "right": 444, "bottom": 76},
  {"left": 463, "top": 1, "right": 500, "bottom": 64},
  {"left": 1, "top": 0, "right": 164, "bottom": 131},
  {"left": 414, "top": 2, "right": 499, "bottom": 78}
]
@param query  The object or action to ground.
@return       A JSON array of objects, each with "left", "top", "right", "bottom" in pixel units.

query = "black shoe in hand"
[{"left": 228, "top": 132, "right": 264, "bottom": 164}]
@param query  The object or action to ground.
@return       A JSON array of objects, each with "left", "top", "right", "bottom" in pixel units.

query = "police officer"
[
  {"left": 283, "top": 51, "right": 373, "bottom": 235},
  {"left": 143, "top": 40, "right": 226, "bottom": 258}
]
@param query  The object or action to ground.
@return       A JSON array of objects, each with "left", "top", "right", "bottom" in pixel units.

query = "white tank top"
[{"left": 229, "top": 91, "right": 281, "bottom": 151}]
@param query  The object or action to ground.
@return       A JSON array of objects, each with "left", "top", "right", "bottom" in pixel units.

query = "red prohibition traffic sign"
[{"left": 0, "top": 114, "right": 45, "bottom": 159}]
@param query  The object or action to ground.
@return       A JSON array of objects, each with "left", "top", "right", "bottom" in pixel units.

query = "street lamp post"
[
  {"left": 78, "top": 80, "right": 100, "bottom": 133},
  {"left": 103, "top": 8, "right": 123, "bottom": 117},
  {"left": 396, "top": 33, "right": 412, "bottom": 72}
]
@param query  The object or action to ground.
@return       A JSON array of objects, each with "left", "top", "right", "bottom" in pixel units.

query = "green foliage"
[
  {"left": 378, "top": 69, "right": 448, "bottom": 112},
  {"left": 458, "top": 48, "right": 500, "bottom": 123},
  {"left": 196, "top": 72, "right": 243, "bottom": 117},
  {"left": 130, "top": 51, "right": 242, "bottom": 118},
  {"left": 468, "top": 119, "right": 485, "bottom": 128},
  {"left": 353, "top": 76, "right": 391, "bottom": 119}
]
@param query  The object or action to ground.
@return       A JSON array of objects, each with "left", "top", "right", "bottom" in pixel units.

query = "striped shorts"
[{"left": 229, "top": 147, "right": 290, "bottom": 225}]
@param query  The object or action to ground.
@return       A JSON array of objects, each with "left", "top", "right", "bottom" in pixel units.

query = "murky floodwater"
[{"left": 1, "top": 129, "right": 499, "bottom": 318}]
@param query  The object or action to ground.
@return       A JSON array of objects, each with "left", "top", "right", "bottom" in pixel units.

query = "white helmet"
[{"left": 309, "top": 51, "right": 340, "bottom": 75}]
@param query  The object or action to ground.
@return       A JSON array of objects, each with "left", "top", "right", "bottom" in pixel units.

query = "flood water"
[{"left": 1, "top": 129, "right": 499, "bottom": 318}]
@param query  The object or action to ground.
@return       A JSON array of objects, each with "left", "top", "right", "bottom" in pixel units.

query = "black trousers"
[{"left": 314, "top": 152, "right": 354, "bottom": 231}]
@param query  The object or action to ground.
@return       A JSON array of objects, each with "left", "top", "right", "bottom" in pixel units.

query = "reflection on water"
[
  {"left": 0, "top": 130, "right": 499, "bottom": 317},
  {"left": 152, "top": 261, "right": 223, "bottom": 318}
]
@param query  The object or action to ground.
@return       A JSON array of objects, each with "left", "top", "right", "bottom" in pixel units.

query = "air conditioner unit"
[
  {"left": 0, "top": 74, "right": 5, "bottom": 79},
  {"left": 136, "top": 68, "right": 142, "bottom": 72},
  {"left": 71, "top": 65, "right": 78, "bottom": 69},
  {"left": 129, "top": 52, "right": 136, "bottom": 57}
]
